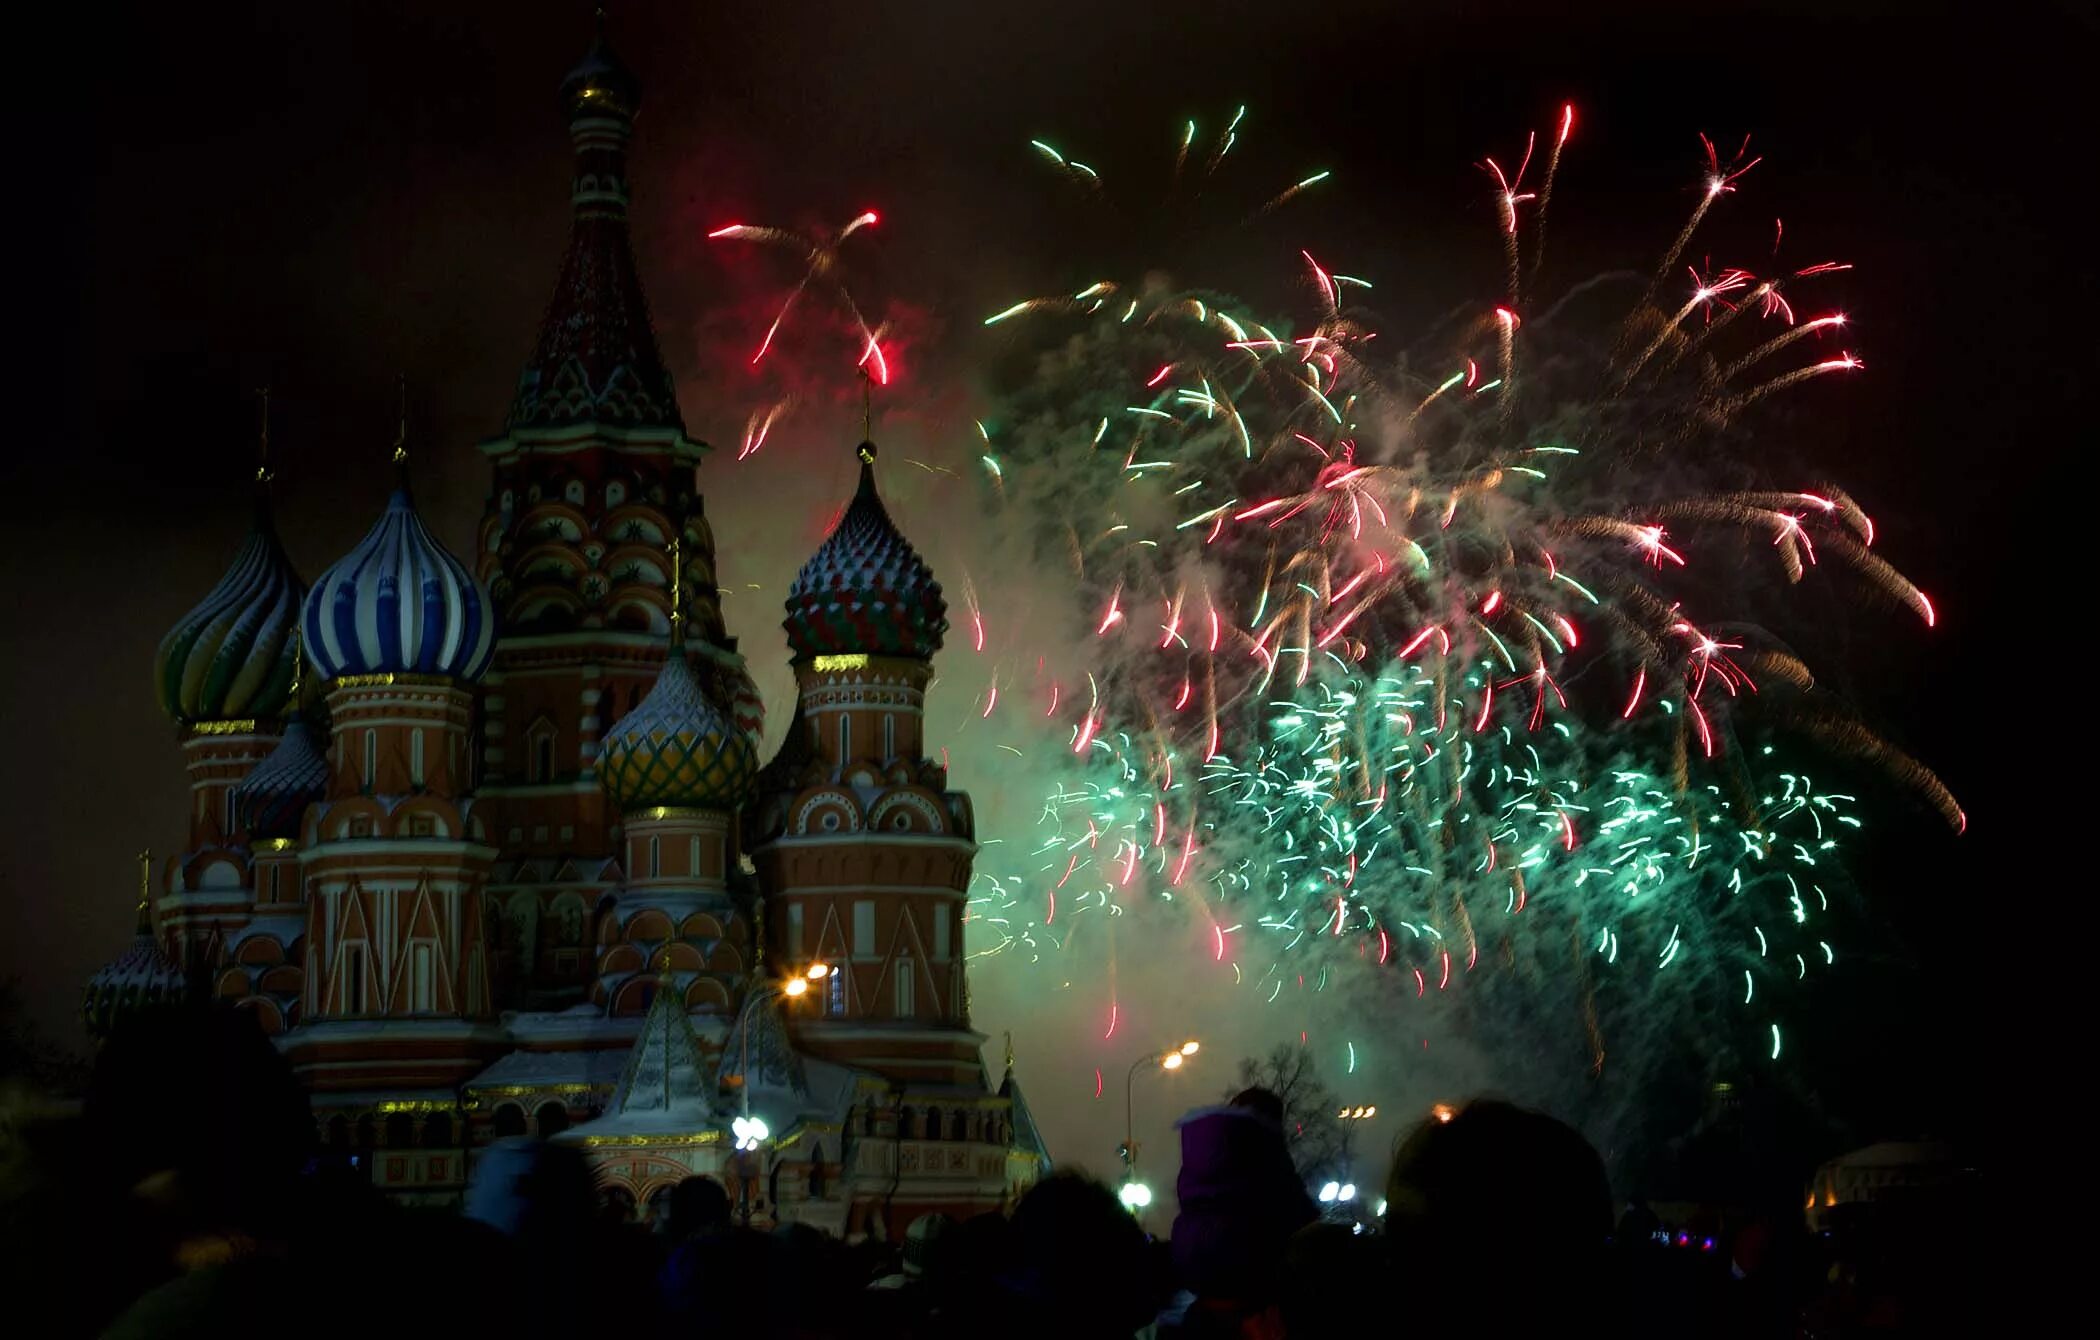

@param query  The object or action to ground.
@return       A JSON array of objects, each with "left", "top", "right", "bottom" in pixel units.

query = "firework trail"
[
  {"left": 709, "top": 209, "right": 884, "bottom": 371},
  {"left": 953, "top": 108, "right": 1955, "bottom": 1144}
]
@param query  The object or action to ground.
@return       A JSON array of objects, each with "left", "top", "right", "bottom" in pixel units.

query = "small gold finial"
[
  {"left": 136, "top": 848, "right": 152, "bottom": 909},
  {"left": 750, "top": 896, "right": 766, "bottom": 980},
  {"left": 861, "top": 363, "right": 872, "bottom": 443},
  {"left": 667, "top": 531, "right": 686, "bottom": 644},
  {"left": 287, "top": 628, "right": 304, "bottom": 709},
  {"left": 1003, "top": 1029, "right": 1014, "bottom": 1075},
  {"left": 391, "top": 373, "right": 409, "bottom": 466},
  {"left": 255, "top": 387, "right": 274, "bottom": 485}
]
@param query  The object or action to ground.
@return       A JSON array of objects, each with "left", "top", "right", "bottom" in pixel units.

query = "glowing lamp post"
[
  {"left": 1123, "top": 1039, "right": 1199, "bottom": 1191},
  {"left": 730, "top": 962, "right": 828, "bottom": 1223}
]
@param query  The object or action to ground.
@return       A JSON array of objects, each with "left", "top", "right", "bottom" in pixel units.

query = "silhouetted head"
[
  {"left": 1006, "top": 1173, "right": 1160, "bottom": 1335},
  {"left": 83, "top": 1002, "right": 311, "bottom": 1237},
  {"left": 1384, "top": 1099, "right": 1612, "bottom": 1326},
  {"left": 463, "top": 1138, "right": 596, "bottom": 1249},
  {"left": 662, "top": 1174, "right": 731, "bottom": 1239},
  {"left": 1229, "top": 1086, "right": 1287, "bottom": 1125}
]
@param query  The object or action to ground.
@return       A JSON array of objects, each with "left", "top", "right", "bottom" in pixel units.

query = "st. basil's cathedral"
[{"left": 83, "top": 27, "right": 1047, "bottom": 1237}]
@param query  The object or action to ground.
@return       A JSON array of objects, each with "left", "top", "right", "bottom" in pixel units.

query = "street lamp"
[
  {"left": 1123, "top": 1039, "right": 1200, "bottom": 1189},
  {"left": 1118, "top": 1180, "right": 1154, "bottom": 1212},
  {"left": 730, "top": 962, "right": 828, "bottom": 1223}
]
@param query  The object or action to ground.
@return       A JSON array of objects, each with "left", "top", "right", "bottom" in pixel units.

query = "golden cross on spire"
[
  {"left": 667, "top": 530, "right": 685, "bottom": 643},
  {"left": 136, "top": 849, "right": 152, "bottom": 911},
  {"left": 287, "top": 627, "right": 304, "bottom": 708},
  {"left": 391, "top": 373, "right": 409, "bottom": 466},
  {"left": 861, "top": 362, "right": 873, "bottom": 443},
  {"left": 255, "top": 387, "right": 273, "bottom": 485},
  {"left": 1004, "top": 1029, "right": 1014, "bottom": 1074}
]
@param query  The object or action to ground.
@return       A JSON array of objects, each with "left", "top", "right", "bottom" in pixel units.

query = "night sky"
[{"left": 6, "top": 1, "right": 2082, "bottom": 1179}]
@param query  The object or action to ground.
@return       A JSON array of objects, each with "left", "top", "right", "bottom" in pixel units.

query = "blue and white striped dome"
[{"left": 303, "top": 488, "right": 495, "bottom": 682}]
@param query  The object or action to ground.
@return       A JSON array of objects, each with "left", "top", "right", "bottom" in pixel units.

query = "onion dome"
[
  {"left": 154, "top": 510, "right": 304, "bottom": 725},
  {"left": 84, "top": 906, "right": 184, "bottom": 1041},
  {"left": 599, "top": 647, "right": 758, "bottom": 813},
  {"left": 231, "top": 709, "right": 329, "bottom": 841},
  {"left": 303, "top": 488, "right": 495, "bottom": 682},
  {"left": 560, "top": 21, "right": 642, "bottom": 120},
  {"left": 784, "top": 443, "right": 948, "bottom": 661}
]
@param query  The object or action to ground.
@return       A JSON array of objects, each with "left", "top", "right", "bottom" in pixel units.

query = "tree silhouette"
[{"left": 1228, "top": 1043, "right": 1344, "bottom": 1182}]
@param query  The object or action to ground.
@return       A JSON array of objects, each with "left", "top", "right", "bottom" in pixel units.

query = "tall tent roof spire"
[{"left": 503, "top": 13, "right": 683, "bottom": 434}]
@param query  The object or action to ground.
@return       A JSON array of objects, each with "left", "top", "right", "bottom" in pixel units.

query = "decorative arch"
[
  {"left": 791, "top": 788, "right": 863, "bottom": 837},
  {"left": 867, "top": 789, "right": 947, "bottom": 835},
  {"left": 679, "top": 912, "right": 725, "bottom": 941},
  {"left": 235, "top": 936, "right": 284, "bottom": 967},
  {"left": 258, "top": 965, "right": 303, "bottom": 997},
  {"left": 612, "top": 975, "right": 655, "bottom": 1016},
  {"left": 624, "top": 908, "right": 674, "bottom": 943},
  {"left": 684, "top": 977, "right": 730, "bottom": 1010}
]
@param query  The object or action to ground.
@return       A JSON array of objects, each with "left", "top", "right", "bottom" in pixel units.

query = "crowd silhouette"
[{"left": 0, "top": 1003, "right": 1977, "bottom": 1337}]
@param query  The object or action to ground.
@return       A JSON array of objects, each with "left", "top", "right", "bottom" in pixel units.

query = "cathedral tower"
[
  {"left": 286, "top": 434, "right": 504, "bottom": 1102},
  {"left": 746, "top": 442, "right": 981, "bottom": 1088},
  {"left": 150, "top": 439, "right": 305, "bottom": 976},
  {"left": 473, "top": 23, "right": 761, "bottom": 1011}
]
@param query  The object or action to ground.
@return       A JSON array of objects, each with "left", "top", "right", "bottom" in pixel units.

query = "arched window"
[
  {"left": 535, "top": 1101, "right": 569, "bottom": 1139},
  {"left": 355, "top": 1114, "right": 376, "bottom": 1149},
  {"left": 362, "top": 730, "right": 377, "bottom": 788},
  {"left": 883, "top": 713, "right": 895, "bottom": 759},
  {"left": 839, "top": 714, "right": 850, "bottom": 761},
  {"left": 385, "top": 1112, "right": 414, "bottom": 1147},
  {"left": 899, "top": 1106, "right": 916, "bottom": 1140},
  {"left": 649, "top": 835, "right": 660, "bottom": 877},
  {"left": 950, "top": 1110, "right": 966, "bottom": 1141},
  {"left": 411, "top": 729, "right": 425, "bottom": 786},
  {"left": 492, "top": 1103, "right": 527, "bottom": 1138},
  {"left": 809, "top": 1146, "right": 827, "bottom": 1199},
  {"left": 862, "top": 1107, "right": 876, "bottom": 1136},
  {"left": 924, "top": 1106, "right": 942, "bottom": 1142},
  {"left": 424, "top": 1112, "right": 453, "bottom": 1147},
  {"left": 328, "top": 1114, "right": 350, "bottom": 1150}
]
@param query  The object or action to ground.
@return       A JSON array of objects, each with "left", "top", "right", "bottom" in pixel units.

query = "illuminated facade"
[{"left": 89, "top": 24, "right": 1044, "bottom": 1233}]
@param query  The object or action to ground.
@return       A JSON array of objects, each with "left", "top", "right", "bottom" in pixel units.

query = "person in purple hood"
[{"left": 1164, "top": 1087, "right": 1319, "bottom": 1336}]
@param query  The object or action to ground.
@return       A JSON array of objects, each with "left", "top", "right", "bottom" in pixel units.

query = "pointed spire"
[
  {"left": 286, "top": 626, "right": 304, "bottom": 710},
  {"left": 390, "top": 373, "right": 410, "bottom": 484},
  {"left": 135, "top": 848, "right": 153, "bottom": 935},
  {"left": 503, "top": 15, "right": 682, "bottom": 433},
  {"left": 1003, "top": 1029, "right": 1015, "bottom": 1081},
  {"left": 668, "top": 529, "right": 685, "bottom": 648},
  {"left": 254, "top": 386, "right": 273, "bottom": 486}
]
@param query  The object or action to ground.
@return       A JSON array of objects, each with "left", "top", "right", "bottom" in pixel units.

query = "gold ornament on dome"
[
  {"left": 330, "top": 672, "right": 455, "bottom": 690},
  {"left": 187, "top": 719, "right": 263, "bottom": 737}
]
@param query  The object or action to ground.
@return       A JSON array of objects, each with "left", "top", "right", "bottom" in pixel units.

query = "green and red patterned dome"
[
  {"left": 784, "top": 444, "right": 947, "bottom": 662},
  {"left": 154, "top": 507, "right": 305, "bottom": 725},
  {"left": 599, "top": 647, "right": 757, "bottom": 813}
]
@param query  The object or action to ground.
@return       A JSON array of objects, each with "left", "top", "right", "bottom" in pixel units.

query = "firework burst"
[{"left": 958, "top": 107, "right": 1956, "bottom": 1132}]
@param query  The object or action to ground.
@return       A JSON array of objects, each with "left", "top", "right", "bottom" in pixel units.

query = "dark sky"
[{"left": 6, "top": 0, "right": 2083, "bottom": 1169}]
